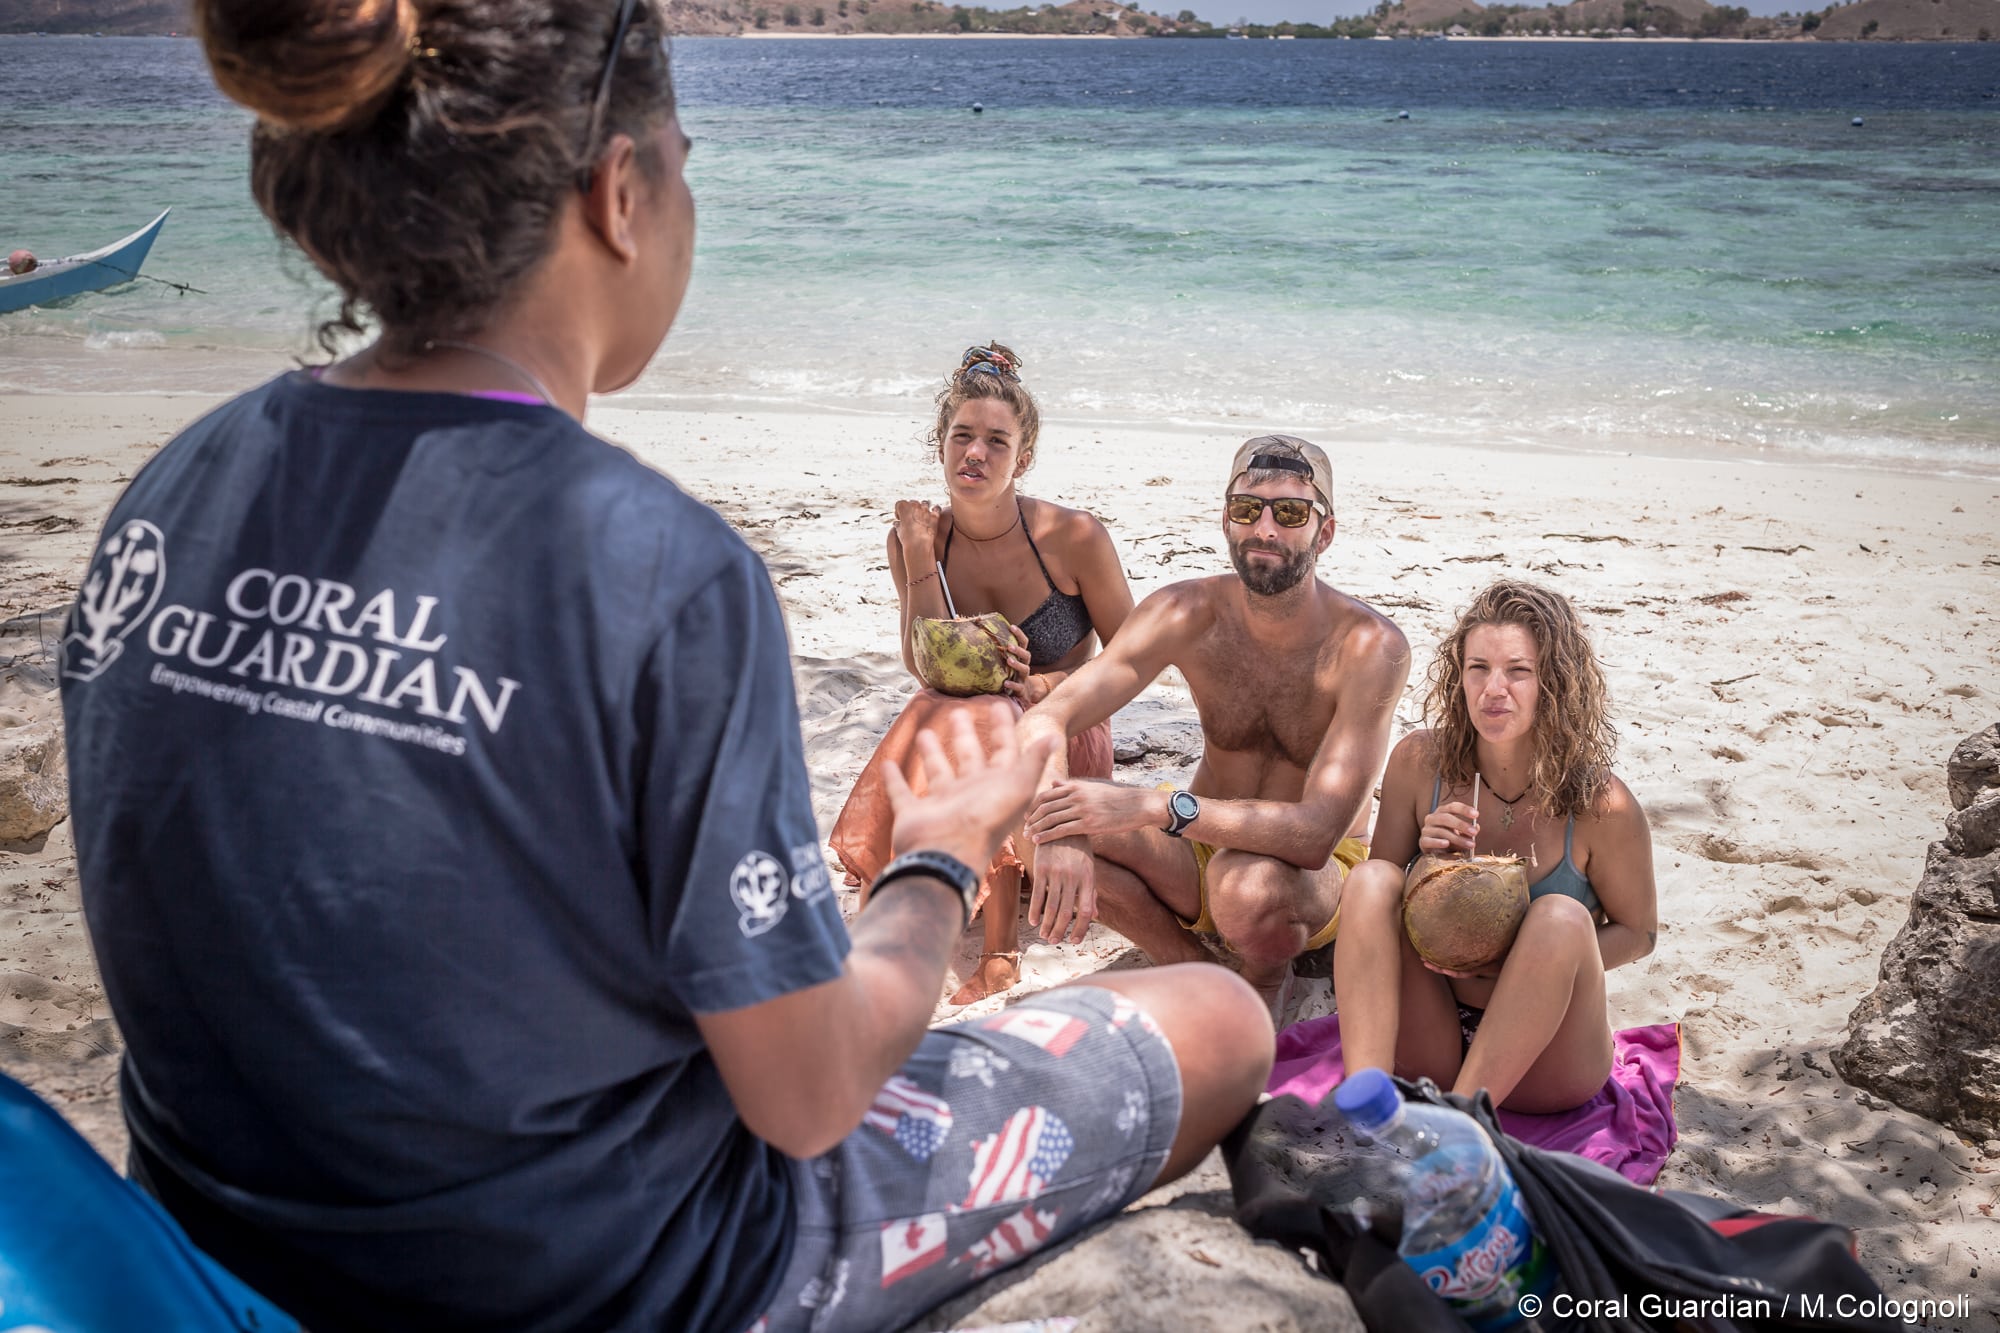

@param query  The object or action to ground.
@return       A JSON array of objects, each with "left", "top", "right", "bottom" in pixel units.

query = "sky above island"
[{"left": 1182, "top": 0, "right": 1798, "bottom": 21}]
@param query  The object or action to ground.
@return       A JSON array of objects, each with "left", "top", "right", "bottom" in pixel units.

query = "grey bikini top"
[
  {"left": 941, "top": 501, "right": 1094, "bottom": 669},
  {"left": 1428, "top": 774, "right": 1602, "bottom": 916}
]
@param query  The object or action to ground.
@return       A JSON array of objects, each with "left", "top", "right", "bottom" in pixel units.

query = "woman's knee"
[
  {"left": 1343, "top": 859, "right": 1404, "bottom": 919},
  {"left": 1517, "top": 894, "right": 1597, "bottom": 954}
]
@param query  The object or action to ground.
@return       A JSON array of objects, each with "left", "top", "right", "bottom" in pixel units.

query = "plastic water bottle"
[{"left": 1334, "top": 1068, "right": 1556, "bottom": 1332}]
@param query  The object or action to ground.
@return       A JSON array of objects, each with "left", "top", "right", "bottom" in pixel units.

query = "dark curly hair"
[
  {"left": 194, "top": 0, "right": 676, "bottom": 357},
  {"left": 1424, "top": 579, "right": 1618, "bottom": 821}
]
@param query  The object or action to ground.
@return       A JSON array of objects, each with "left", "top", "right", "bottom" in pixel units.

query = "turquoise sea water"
[{"left": 2, "top": 36, "right": 1997, "bottom": 474}]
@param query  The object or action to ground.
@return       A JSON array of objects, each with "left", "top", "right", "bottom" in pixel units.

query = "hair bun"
[{"left": 196, "top": 0, "right": 420, "bottom": 133}]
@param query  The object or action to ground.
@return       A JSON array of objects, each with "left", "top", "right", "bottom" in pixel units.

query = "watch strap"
[
  {"left": 1164, "top": 789, "right": 1198, "bottom": 838},
  {"left": 871, "top": 849, "right": 980, "bottom": 925}
]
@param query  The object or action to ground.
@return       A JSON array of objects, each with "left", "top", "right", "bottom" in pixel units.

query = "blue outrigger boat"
[{"left": 0, "top": 209, "right": 171, "bottom": 315}]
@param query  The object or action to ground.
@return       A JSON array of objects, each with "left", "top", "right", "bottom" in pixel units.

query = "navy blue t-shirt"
[{"left": 59, "top": 374, "right": 849, "bottom": 1332}]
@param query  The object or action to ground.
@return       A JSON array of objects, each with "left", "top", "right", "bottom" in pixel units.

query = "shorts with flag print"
[{"left": 749, "top": 984, "right": 1182, "bottom": 1333}]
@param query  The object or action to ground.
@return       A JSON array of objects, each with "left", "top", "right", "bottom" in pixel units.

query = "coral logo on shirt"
[
  {"left": 731, "top": 850, "right": 790, "bottom": 937},
  {"left": 62, "top": 520, "right": 524, "bottom": 757},
  {"left": 61, "top": 521, "right": 166, "bottom": 683}
]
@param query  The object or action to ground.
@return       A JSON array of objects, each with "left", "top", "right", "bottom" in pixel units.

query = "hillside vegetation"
[
  {"left": 1373, "top": 0, "right": 1997, "bottom": 35},
  {"left": 1812, "top": 0, "right": 1997, "bottom": 39},
  {"left": 0, "top": 0, "right": 1187, "bottom": 37}
]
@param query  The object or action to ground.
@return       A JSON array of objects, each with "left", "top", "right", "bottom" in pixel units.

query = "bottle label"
[{"left": 1405, "top": 1177, "right": 1550, "bottom": 1323}]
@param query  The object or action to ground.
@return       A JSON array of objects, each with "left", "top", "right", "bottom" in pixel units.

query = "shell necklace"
[{"left": 1485, "top": 776, "right": 1531, "bottom": 830}]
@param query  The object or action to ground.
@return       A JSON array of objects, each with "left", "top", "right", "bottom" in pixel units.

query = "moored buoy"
[
  {"left": 1851, "top": 116, "right": 1864, "bottom": 127},
  {"left": 972, "top": 102, "right": 984, "bottom": 113}
]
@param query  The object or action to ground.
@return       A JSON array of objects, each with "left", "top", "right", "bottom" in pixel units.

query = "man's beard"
[{"left": 1229, "top": 536, "right": 1316, "bottom": 597}]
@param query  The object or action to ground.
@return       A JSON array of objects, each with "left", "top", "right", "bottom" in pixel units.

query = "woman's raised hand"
[
  {"left": 894, "top": 500, "right": 945, "bottom": 566},
  {"left": 1418, "top": 800, "right": 1480, "bottom": 857}
]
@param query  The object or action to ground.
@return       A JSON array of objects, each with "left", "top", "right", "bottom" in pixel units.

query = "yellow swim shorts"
[{"left": 1158, "top": 784, "right": 1366, "bottom": 952}]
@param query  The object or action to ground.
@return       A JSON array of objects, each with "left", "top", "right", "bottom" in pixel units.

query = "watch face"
[{"left": 1171, "top": 791, "right": 1199, "bottom": 822}]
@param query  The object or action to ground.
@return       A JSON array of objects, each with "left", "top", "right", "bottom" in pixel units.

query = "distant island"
[{"left": 2, "top": 0, "right": 1991, "bottom": 41}]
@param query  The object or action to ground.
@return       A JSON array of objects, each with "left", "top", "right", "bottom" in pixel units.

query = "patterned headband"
[{"left": 958, "top": 345, "right": 1022, "bottom": 382}]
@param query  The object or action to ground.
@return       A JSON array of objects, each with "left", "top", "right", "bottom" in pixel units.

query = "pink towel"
[{"left": 1267, "top": 1015, "right": 1682, "bottom": 1186}]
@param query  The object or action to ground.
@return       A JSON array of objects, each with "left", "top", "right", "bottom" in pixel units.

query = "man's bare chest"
[{"left": 1184, "top": 646, "right": 1336, "bottom": 770}]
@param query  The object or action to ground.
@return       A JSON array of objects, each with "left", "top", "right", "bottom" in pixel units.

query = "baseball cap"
[{"left": 1229, "top": 435, "right": 1333, "bottom": 517}]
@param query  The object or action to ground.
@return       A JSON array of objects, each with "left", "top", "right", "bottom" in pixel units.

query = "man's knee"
[
  {"left": 1205, "top": 851, "right": 1314, "bottom": 966},
  {"left": 1096, "top": 965, "right": 1273, "bottom": 1086}
]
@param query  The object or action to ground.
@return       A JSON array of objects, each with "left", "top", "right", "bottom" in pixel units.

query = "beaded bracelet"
[{"left": 908, "top": 569, "right": 939, "bottom": 590}]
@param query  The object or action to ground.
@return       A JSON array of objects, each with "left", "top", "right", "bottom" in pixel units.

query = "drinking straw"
[
  {"left": 936, "top": 561, "right": 958, "bottom": 617},
  {"left": 1470, "top": 771, "right": 1481, "bottom": 856}
]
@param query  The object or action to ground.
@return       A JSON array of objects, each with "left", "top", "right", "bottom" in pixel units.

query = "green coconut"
[
  {"left": 1401, "top": 854, "right": 1531, "bottom": 973},
  {"left": 911, "top": 612, "right": 1013, "bottom": 697}
]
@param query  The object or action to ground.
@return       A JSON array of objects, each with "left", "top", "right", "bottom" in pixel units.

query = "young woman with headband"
[
  {"left": 58, "top": 6, "right": 1271, "bottom": 1330},
  {"left": 830, "top": 343, "right": 1137, "bottom": 1004}
]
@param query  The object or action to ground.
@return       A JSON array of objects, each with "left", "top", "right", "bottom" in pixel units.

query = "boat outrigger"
[{"left": 0, "top": 209, "right": 171, "bottom": 316}]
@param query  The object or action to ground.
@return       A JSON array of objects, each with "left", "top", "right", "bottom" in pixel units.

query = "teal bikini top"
[{"left": 1429, "top": 774, "right": 1602, "bottom": 916}]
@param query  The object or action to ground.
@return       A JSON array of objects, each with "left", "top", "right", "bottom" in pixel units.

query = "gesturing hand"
[
  {"left": 1418, "top": 800, "right": 1480, "bottom": 857},
  {"left": 884, "top": 710, "right": 1061, "bottom": 878},
  {"left": 1028, "top": 836, "right": 1097, "bottom": 945}
]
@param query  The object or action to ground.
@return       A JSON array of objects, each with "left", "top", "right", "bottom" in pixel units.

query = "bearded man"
[{"left": 1017, "top": 436, "right": 1409, "bottom": 1015}]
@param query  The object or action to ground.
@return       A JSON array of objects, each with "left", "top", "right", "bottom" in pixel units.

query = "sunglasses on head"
[
  {"left": 1227, "top": 494, "right": 1320, "bottom": 528},
  {"left": 577, "top": 0, "right": 643, "bottom": 193}
]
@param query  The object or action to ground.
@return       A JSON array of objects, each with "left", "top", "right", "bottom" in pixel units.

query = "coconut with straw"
[
  {"left": 909, "top": 560, "right": 1014, "bottom": 697},
  {"left": 1401, "top": 772, "right": 1531, "bottom": 973}
]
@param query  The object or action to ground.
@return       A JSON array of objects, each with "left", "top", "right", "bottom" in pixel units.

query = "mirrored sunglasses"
[{"left": 1227, "top": 494, "right": 1319, "bottom": 528}]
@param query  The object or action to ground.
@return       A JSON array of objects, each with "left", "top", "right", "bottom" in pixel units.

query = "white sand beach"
[{"left": 3, "top": 391, "right": 1996, "bottom": 1327}]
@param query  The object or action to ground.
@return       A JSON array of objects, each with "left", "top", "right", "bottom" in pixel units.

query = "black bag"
[{"left": 1221, "top": 1077, "right": 1901, "bottom": 1333}]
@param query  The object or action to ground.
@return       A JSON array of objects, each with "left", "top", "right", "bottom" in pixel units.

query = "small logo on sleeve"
[
  {"left": 730, "top": 851, "right": 791, "bottom": 937},
  {"left": 789, "top": 842, "right": 833, "bottom": 903},
  {"left": 62, "top": 520, "right": 166, "bottom": 682}
]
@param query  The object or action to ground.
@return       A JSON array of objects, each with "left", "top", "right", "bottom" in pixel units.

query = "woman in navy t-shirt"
[{"left": 59, "top": 2, "right": 1275, "bottom": 1330}]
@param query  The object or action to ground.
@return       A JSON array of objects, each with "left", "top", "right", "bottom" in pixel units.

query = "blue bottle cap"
[{"left": 1333, "top": 1067, "right": 1402, "bottom": 1132}]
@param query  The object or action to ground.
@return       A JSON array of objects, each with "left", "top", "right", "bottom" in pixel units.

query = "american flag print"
[
  {"left": 981, "top": 1007, "right": 1089, "bottom": 1057},
  {"left": 961, "top": 1105, "right": 1075, "bottom": 1209},
  {"left": 863, "top": 1075, "right": 954, "bottom": 1161},
  {"left": 879, "top": 1212, "right": 949, "bottom": 1287},
  {"left": 959, "top": 1204, "right": 1062, "bottom": 1278}
]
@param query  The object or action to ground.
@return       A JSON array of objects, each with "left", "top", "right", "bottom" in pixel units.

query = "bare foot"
[{"left": 950, "top": 952, "right": 1021, "bottom": 1006}]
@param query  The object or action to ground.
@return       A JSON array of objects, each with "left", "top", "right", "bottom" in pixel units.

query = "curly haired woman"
[{"left": 1332, "top": 580, "right": 1657, "bottom": 1112}]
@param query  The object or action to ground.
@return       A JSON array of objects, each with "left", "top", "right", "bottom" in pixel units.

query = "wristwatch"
[
  {"left": 871, "top": 850, "right": 981, "bottom": 926},
  {"left": 1163, "top": 789, "right": 1200, "bottom": 838}
]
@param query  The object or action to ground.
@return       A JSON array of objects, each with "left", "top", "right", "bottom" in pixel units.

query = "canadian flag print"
[
  {"left": 960, "top": 1105, "right": 1074, "bottom": 1209},
  {"left": 880, "top": 1212, "right": 949, "bottom": 1288},
  {"left": 980, "top": 1007, "right": 1089, "bottom": 1057},
  {"left": 959, "top": 1205, "right": 1061, "bottom": 1278}
]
